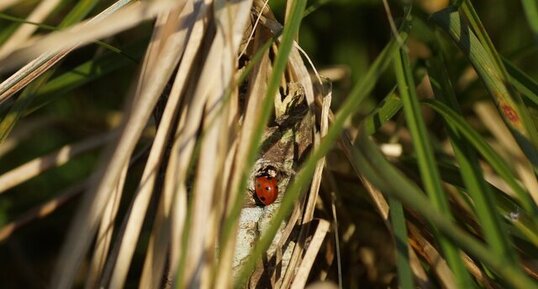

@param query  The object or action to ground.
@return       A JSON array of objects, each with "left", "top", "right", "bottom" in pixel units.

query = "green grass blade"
[
  {"left": 428, "top": 48, "right": 518, "bottom": 264},
  {"left": 431, "top": 7, "right": 538, "bottom": 167},
  {"left": 394, "top": 47, "right": 475, "bottom": 288},
  {"left": 353, "top": 131, "right": 538, "bottom": 289},
  {"left": 0, "top": 12, "right": 60, "bottom": 31},
  {"left": 363, "top": 87, "right": 402, "bottom": 135},
  {"left": 461, "top": 0, "right": 538, "bottom": 166},
  {"left": 460, "top": 0, "right": 505, "bottom": 73},
  {"left": 388, "top": 197, "right": 414, "bottom": 289},
  {"left": 424, "top": 99, "right": 538, "bottom": 221},
  {"left": 58, "top": 0, "right": 99, "bottom": 29}
]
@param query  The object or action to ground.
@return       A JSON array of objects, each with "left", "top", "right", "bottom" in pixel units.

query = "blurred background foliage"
[{"left": 1, "top": 0, "right": 538, "bottom": 288}]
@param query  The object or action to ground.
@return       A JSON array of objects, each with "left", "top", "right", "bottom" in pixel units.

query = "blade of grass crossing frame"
[
  {"left": 353, "top": 131, "right": 538, "bottom": 289},
  {"left": 432, "top": 6, "right": 538, "bottom": 168},
  {"left": 428, "top": 48, "right": 518, "bottom": 264},
  {"left": 362, "top": 87, "right": 402, "bottom": 135},
  {"left": 394, "top": 47, "right": 475, "bottom": 288},
  {"left": 0, "top": 0, "right": 100, "bottom": 142},
  {"left": 423, "top": 98, "right": 538, "bottom": 222},
  {"left": 389, "top": 197, "right": 414, "bottom": 289},
  {"left": 461, "top": 0, "right": 538, "bottom": 165}
]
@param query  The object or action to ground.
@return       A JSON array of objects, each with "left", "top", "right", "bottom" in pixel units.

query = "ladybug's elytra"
[{"left": 255, "top": 175, "right": 278, "bottom": 206}]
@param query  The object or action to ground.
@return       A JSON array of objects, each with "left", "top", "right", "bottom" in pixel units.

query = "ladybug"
[{"left": 255, "top": 175, "right": 278, "bottom": 206}]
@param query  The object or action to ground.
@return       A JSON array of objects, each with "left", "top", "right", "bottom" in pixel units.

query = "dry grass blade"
[
  {"left": 290, "top": 219, "right": 330, "bottom": 289},
  {"left": 0, "top": 180, "right": 86, "bottom": 242},
  {"left": 279, "top": 79, "right": 329, "bottom": 289},
  {"left": 165, "top": 2, "right": 209, "bottom": 285},
  {"left": 136, "top": 6, "right": 211, "bottom": 289},
  {"left": 0, "top": 0, "right": 176, "bottom": 105},
  {"left": 461, "top": 254, "right": 498, "bottom": 289},
  {"left": 181, "top": 1, "right": 253, "bottom": 288},
  {"left": 338, "top": 129, "right": 390, "bottom": 221},
  {"left": 0, "top": 0, "right": 61, "bottom": 58},
  {"left": 409, "top": 248, "right": 433, "bottom": 289},
  {"left": 49, "top": 2, "right": 187, "bottom": 288},
  {"left": 408, "top": 222, "right": 457, "bottom": 289},
  {"left": 0, "top": 1, "right": 180, "bottom": 72},
  {"left": 221, "top": 25, "right": 271, "bottom": 289},
  {"left": 329, "top": 192, "right": 343, "bottom": 289},
  {"left": 102, "top": 5, "right": 194, "bottom": 289},
  {"left": 85, "top": 165, "right": 127, "bottom": 289},
  {"left": 0, "top": 131, "right": 115, "bottom": 194}
]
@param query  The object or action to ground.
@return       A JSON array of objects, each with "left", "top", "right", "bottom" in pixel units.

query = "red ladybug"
[{"left": 255, "top": 175, "right": 278, "bottom": 206}]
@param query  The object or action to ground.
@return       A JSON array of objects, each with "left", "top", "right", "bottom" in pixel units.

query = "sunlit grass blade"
[
  {"left": 50, "top": 5, "right": 187, "bottom": 288},
  {"left": 0, "top": 131, "right": 114, "bottom": 194},
  {"left": 431, "top": 7, "right": 538, "bottom": 167},
  {"left": 394, "top": 47, "right": 475, "bottom": 288}
]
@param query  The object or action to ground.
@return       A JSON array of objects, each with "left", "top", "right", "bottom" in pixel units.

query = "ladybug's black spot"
[
  {"left": 260, "top": 196, "right": 266, "bottom": 201},
  {"left": 257, "top": 183, "right": 261, "bottom": 188},
  {"left": 265, "top": 186, "right": 271, "bottom": 191}
]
